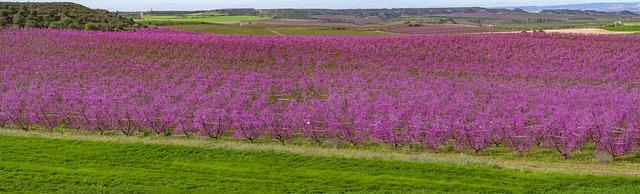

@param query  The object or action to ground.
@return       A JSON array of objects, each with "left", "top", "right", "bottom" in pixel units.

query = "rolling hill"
[
  {"left": 0, "top": 2, "right": 138, "bottom": 31},
  {"left": 511, "top": 2, "right": 640, "bottom": 13}
]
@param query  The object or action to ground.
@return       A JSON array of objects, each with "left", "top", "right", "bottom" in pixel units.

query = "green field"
[
  {"left": 137, "top": 15, "right": 270, "bottom": 24},
  {"left": 1, "top": 129, "right": 640, "bottom": 193},
  {"left": 601, "top": 24, "right": 640, "bottom": 32},
  {"left": 273, "top": 27, "right": 387, "bottom": 35},
  {"left": 166, "top": 24, "right": 276, "bottom": 35},
  {"left": 401, "top": 15, "right": 609, "bottom": 30},
  {"left": 165, "top": 24, "right": 389, "bottom": 36}
]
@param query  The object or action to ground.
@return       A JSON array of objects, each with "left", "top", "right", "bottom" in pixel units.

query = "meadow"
[
  {"left": 601, "top": 24, "right": 640, "bottom": 32},
  {"left": 1, "top": 129, "right": 640, "bottom": 193}
]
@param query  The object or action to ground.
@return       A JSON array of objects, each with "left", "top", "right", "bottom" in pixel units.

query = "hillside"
[
  {"left": 513, "top": 2, "right": 640, "bottom": 13},
  {"left": 540, "top": 9, "right": 639, "bottom": 17},
  {"left": 138, "top": 8, "right": 528, "bottom": 24},
  {"left": 0, "top": 2, "right": 138, "bottom": 31},
  {"left": 134, "top": 7, "right": 637, "bottom": 27},
  {"left": 216, "top": 7, "right": 527, "bottom": 20}
]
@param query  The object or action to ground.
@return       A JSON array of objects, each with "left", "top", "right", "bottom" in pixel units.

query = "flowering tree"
[
  {"left": 1, "top": 29, "right": 640, "bottom": 159},
  {"left": 300, "top": 99, "right": 330, "bottom": 145}
]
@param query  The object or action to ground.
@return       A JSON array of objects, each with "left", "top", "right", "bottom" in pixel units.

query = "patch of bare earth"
[
  {"left": 545, "top": 28, "right": 637, "bottom": 35},
  {"left": 389, "top": 24, "right": 500, "bottom": 34}
]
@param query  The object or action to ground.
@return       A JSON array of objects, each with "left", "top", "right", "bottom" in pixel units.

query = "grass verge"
[
  {"left": 0, "top": 128, "right": 640, "bottom": 193},
  {"left": 1, "top": 128, "right": 640, "bottom": 176}
]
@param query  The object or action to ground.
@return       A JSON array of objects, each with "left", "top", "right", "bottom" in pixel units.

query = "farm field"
[
  {"left": 3, "top": 28, "right": 640, "bottom": 192},
  {"left": 545, "top": 28, "right": 639, "bottom": 34},
  {"left": 133, "top": 11, "right": 638, "bottom": 36},
  {"left": 6, "top": 1, "right": 640, "bottom": 193},
  {"left": 164, "top": 24, "right": 388, "bottom": 35},
  {"left": 249, "top": 19, "right": 404, "bottom": 28},
  {"left": 1, "top": 129, "right": 640, "bottom": 193},
  {"left": 268, "top": 27, "right": 386, "bottom": 35},
  {"left": 136, "top": 15, "right": 270, "bottom": 24},
  {"left": 399, "top": 15, "right": 620, "bottom": 31},
  {"left": 601, "top": 25, "right": 640, "bottom": 32},
  {"left": 387, "top": 24, "right": 508, "bottom": 34},
  {"left": 164, "top": 24, "right": 277, "bottom": 35},
  {"left": 3, "top": 28, "right": 640, "bottom": 158}
]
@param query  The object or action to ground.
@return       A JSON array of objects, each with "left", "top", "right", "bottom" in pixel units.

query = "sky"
[{"left": 11, "top": 0, "right": 640, "bottom": 11}]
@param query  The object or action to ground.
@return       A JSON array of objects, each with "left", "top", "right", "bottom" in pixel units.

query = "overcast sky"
[{"left": 11, "top": 0, "right": 640, "bottom": 11}]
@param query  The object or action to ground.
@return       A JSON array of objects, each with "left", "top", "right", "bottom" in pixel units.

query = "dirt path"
[
  {"left": 268, "top": 29, "right": 286, "bottom": 36},
  {"left": 544, "top": 28, "right": 637, "bottom": 35},
  {"left": 482, "top": 28, "right": 638, "bottom": 35}
]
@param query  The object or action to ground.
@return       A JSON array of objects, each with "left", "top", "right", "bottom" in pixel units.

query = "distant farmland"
[
  {"left": 388, "top": 24, "right": 506, "bottom": 34},
  {"left": 137, "top": 15, "right": 270, "bottom": 24},
  {"left": 601, "top": 24, "right": 640, "bottom": 32},
  {"left": 4, "top": 29, "right": 640, "bottom": 160},
  {"left": 5, "top": 2, "right": 640, "bottom": 193},
  {"left": 165, "top": 24, "right": 388, "bottom": 36}
]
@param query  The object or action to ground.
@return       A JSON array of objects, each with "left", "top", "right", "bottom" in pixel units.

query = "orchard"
[{"left": 2, "top": 29, "right": 640, "bottom": 159}]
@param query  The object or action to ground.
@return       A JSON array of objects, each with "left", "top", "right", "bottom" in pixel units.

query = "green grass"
[
  {"left": 165, "top": 24, "right": 277, "bottom": 35},
  {"left": 601, "top": 25, "right": 640, "bottom": 32},
  {"left": 1, "top": 134, "right": 640, "bottom": 193},
  {"left": 137, "top": 15, "right": 270, "bottom": 24}
]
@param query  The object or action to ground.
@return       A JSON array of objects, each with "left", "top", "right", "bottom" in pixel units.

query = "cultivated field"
[
  {"left": 388, "top": 24, "right": 506, "bottom": 34},
  {"left": 164, "top": 24, "right": 388, "bottom": 36},
  {"left": 3, "top": 27, "right": 640, "bottom": 192},
  {"left": 128, "top": 9, "right": 640, "bottom": 36},
  {"left": 250, "top": 19, "right": 404, "bottom": 28},
  {"left": 601, "top": 24, "right": 640, "bottom": 32},
  {"left": 545, "top": 28, "right": 639, "bottom": 34},
  {"left": 3, "top": 29, "right": 640, "bottom": 159},
  {"left": 164, "top": 24, "right": 277, "bottom": 35},
  {"left": 137, "top": 15, "right": 270, "bottom": 24}
]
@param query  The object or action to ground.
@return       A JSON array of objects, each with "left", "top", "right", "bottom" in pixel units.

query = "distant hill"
[
  {"left": 540, "top": 9, "right": 639, "bottom": 17},
  {"left": 215, "top": 7, "right": 527, "bottom": 20},
  {"left": 133, "top": 7, "right": 639, "bottom": 26},
  {"left": 511, "top": 2, "right": 640, "bottom": 13},
  {"left": 0, "top": 2, "right": 138, "bottom": 31},
  {"left": 139, "top": 7, "right": 531, "bottom": 25}
]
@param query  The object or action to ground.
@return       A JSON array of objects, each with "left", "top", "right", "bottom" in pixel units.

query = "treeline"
[{"left": 0, "top": 2, "right": 138, "bottom": 31}]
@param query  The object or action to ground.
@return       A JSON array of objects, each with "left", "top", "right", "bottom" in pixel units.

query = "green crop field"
[
  {"left": 1, "top": 129, "right": 640, "bottom": 193},
  {"left": 601, "top": 25, "right": 640, "bottom": 32},
  {"left": 165, "top": 24, "right": 277, "bottom": 35},
  {"left": 137, "top": 15, "right": 270, "bottom": 24},
  {"left": 165, "top": 25, "right": 390, "bottom": 36}
]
